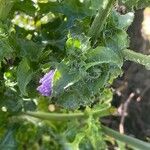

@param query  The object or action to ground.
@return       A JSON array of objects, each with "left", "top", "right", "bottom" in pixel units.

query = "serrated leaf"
[
  {"left": 53, "top": 46, "right": 123, "bottom": 109},
  {"left": 53, "top": 67, "right": 111, "bottom": 110},
  {"left": 17, "top": 58, "right": 33, "bottom": 96},
  {"left": 55, "top": 81, "right": 92, "bottom": 110},
  {"left": 86, "top": 46, "right": 123, "bottom": 68},
  {"left": 53, "top": 63, "right": 81, "bottom": 96},
  {"left": 88, "top": 69, "right": 110, "bottom": 93}
]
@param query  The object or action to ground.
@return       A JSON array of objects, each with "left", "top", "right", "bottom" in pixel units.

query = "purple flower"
[{"left": 37, "top": 70, "right": 55, "bottom": 96}]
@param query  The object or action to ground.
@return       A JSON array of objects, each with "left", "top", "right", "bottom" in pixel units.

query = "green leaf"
[
  {"left": 88, "top": 0, "right": 115, "bottom": 41},
  {"left": 116, "top": 12, "right": 134, "bottom": 30},
  {"left": 4, "top": 98, "right": 22, "bottom": 113},
  {"left": 38, "top": 0, "right": 97, "bottom": 17},
  {"left": 100, "top": 10, "right": 132, "bottom": 52},
  {"left": 53, "top": 63, "right": 81, "bottom": 96},
  {"left": 38, "top": 0, "right": 96, "bottom": 39},
  {"left": 119, "top": 0, "right": 150, "bottom": 10},
  {"left": 15, "top": 123, "right": 39, "bottom": 149},
  {"left": 17, "top": 58, "right": 33, "bottom": 96},
  {"left": 53, "top": 62, "right": 90, "bottom": 109},
  {"left": 53, "top": 46, "right": 123, "bottom": 109},
  {"left": 88, "top": 69, "right": 110, "bottom": 93},
  {"left": 86, "top": 46, "right": 123, "bottom": 68},
  {"left": 104, "top": 29, "right": 129, "bottom": 51},
  {"left": 66, "top": 33, "right": 91, "bottom": 56},
  {"left": 0, "top": 128, "right": 17, "bottom": 150},
  {"left": 53, "top": 66, "right": 111, "bottom": 110},
  {"left": 12, "top": 0, "right": 36, "bottom": 16},
  {"left": 0, "top": 112, "right": 8, "bottom": 137},
  {"left": 55, "top": 81, "right": 92, "bottom": 110},
  {"left": 18, "top": 39, "right": 44, "bottom": 62},
  {"left": 111, "top": 10, "right": 134, "bottom": 30},
  {"left": 85, "top": 118, "right": 106, "bottom": 149},
  {"left": 0, "top": 0, "right": 14, "bottom": 21},
  {"left": 0, "top": 38, "right": 13, "bottom": 62}
]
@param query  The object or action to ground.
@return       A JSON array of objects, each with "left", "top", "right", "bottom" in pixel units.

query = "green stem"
[
  {"left": 91, "top": 106, "right": 115, "bottom": 117},
  {"left": 25, "top": 111, "right": 84, "bottom": 121},
  {"left": 24, "top": 107, "right": 114, "bottom": 121},
  {"left": 0, "top": 0, "right": 14, "bottom": 21},
  {"left": 102, "top": 125, "right": 150, "bottom": 150},
  {"left": 88, "top": 0, "right": 115, "bottom": 41},
  {"left": 123, "top": 49, "right": 150, "bottom": 70}
]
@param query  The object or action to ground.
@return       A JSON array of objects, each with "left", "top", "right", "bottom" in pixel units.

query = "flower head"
[{"left": 37, "top": 70, "right": 55, "bottom": 96}]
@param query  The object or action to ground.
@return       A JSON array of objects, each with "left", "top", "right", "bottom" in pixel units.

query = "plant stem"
[
  {"left": 88, "top": 0, "right": 115, "bottom": 41},
  {"left": 25, "top": 111, "right": 84, "bottom": 121},
  {"left": 123, "top": 49, "right": 150, "bottom": 70},
  {"left": 24, "top": 107, "right": 114, "bottom": 121},
  {"left": 102, "top": 125, "right": 150, "bottom": 150}
]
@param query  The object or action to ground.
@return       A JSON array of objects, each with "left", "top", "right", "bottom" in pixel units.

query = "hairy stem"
[
  {"left": 102, "top": 125, "right": 150, "bottom": 150},
  {"left": 123, "top": 49, "right": 150, "bottom": 70},
  {"left": 24, "top": 107, "right": 114, "bottom": 121},
  {"left": 25, "top": 111, "right": 84, "bottom": 121},
  {"left": 88, "top": 0, "right": 115, "bottom": 41}
]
